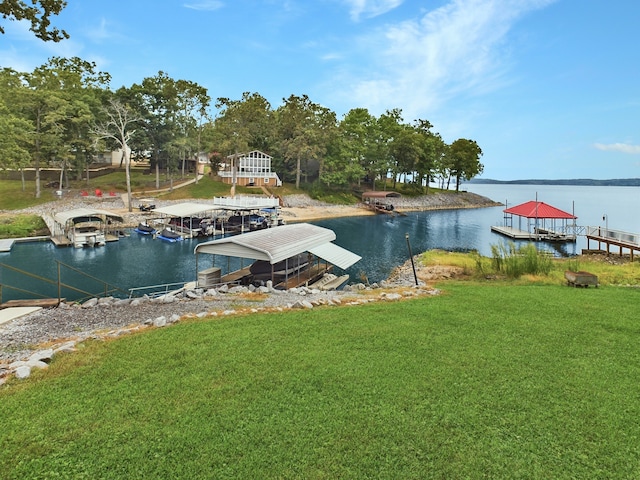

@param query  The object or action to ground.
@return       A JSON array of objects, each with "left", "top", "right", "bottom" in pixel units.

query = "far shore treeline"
[{"left": 0, "top": 57, "right": 484, "bottom": 200}]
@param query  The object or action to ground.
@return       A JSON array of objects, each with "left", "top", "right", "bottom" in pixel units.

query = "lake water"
[{"left": 1, "top": 184, "right": 638, "bottom": 301}]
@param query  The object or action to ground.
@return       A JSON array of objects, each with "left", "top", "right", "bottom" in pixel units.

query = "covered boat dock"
[
  {"left": 362, "top": 191, "right": 402, "bottom": 214},
  {"left": 491, "top": 200, "right": 577, "bottom": 242},
  {"left": 152, "top": 202, "right": 219, "bottom": 238},
  {"left": 194, "top": 223, "right": 361, "bottom": 290},
  {"left": 213, "top": 196, "right": 283, "bottom": 231},
  {"left": 50, "top": 208, "right": 124, "bottom": 247}
]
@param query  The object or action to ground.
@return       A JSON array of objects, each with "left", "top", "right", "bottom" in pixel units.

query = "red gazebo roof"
[{"left": 503, "top": 201, "right": 576, "bottom": 219}]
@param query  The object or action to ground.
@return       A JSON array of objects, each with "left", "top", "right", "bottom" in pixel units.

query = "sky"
[{"left": 1, "top": 0, "right": 639, "bottom": 180}]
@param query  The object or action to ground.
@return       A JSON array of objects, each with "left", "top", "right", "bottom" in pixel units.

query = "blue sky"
[{"left": 1, "top": 0, "right": 639, "bottom": 180}]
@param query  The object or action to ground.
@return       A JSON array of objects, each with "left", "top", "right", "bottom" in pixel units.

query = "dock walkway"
[
  {"left": 0, "top": 236, "right": 50, "bottom": 252},
  {"left": 585, "top": 227, "right": 640, "bottom": 260}
]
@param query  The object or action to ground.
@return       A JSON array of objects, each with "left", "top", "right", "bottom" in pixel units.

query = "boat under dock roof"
[{"left": 194, "top": 223, "right": 361, "bottom": 270}]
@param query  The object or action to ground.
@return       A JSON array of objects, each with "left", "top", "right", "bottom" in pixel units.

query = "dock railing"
[
  {"left": 0, "top": 260, "right": 129, "bottom": 305},
  {"left": 128, "top": 282, "right": 190, "bottom": 299},
  {"left": 585, "top": 226, "right": 640, "bottom": 246}
]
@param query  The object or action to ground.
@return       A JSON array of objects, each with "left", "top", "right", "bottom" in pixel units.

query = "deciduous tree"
[
  {"left": 0, "top": 0, "right": 68, "bottom": 41},
  {"left": 449, "top": 138, "right": 484, "bottom": 191}
]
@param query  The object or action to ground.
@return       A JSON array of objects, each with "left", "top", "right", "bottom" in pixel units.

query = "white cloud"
[
  {"left": 344, "top": 0, "right": 404, "bottom": 21},
  {"left": 84, "top": 18, "right": 117, "bottom": 43},
  {"left": 335, "top": 0, "right": 557, "bottom": 120},
  {"left": 594, "top": 143, "right": 640, "bottom": 154},
  {"left": 183, "top": 1, "right": 224, "bottom": 11},
  {"left": 0, "top": 19, "right": 83, "bottom": 72}
]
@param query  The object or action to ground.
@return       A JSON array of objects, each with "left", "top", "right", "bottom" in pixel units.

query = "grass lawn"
[{"left": 1, "top": 283, "right": 639, "bottom": 478}]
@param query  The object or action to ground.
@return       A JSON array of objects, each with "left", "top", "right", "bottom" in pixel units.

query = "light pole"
[{"left": 405, "top": 233, "right": 419, "bottom": 286}]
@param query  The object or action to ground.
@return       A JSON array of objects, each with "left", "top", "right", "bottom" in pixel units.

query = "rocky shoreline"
[{"left": 5, "top": 190, "right": 501, "bottom": 228}]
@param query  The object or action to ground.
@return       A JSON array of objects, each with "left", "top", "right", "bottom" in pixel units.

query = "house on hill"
[{"left": 218, "top": 150, "right": 282, "bottom": 187}]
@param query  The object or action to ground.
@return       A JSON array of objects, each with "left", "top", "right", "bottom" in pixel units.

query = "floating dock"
[{"left": 490, "top": 226, "right": 576, "bottom": 242}]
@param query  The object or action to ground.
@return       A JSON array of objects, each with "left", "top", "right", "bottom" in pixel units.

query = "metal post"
[
  {"left": 405, "top": 233, "right": 418, "bottom": 286},
  {"left": 57, "top": 261, "right": 61, "bottom": 303}
]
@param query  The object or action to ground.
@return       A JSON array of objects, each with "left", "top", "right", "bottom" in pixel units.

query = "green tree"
[
  {"left": 0, "top": 100, "right": 32, "bottom": 188},
  {"left": 338, "top": 108, "right": 378, "bottom": 188},
  {"left": 174, "top": 79, "right": 210, "bottom": 182},
  {"left": 275, "top": 94, "right": 333, "bottom": 189},
  {"left": 128, "top": 72, "right": 181, "bottom": 189},
  {"left": 0, "top": 0, "right": 68, "bottom": 41},
  {"left": 449, "top": 138, "right": 484, "bottom": 191},
  {"left": 0, "top": 69, "right": 31, "bottom": 188},
  {"left": 17, "top": 66, "right": 70, "bottom": 198},
  {"left": 40, "top": 57, "right": 111, "bottom": 185},
  {"left": 413, "top": 119, "right": 444, "bottom": 194}
]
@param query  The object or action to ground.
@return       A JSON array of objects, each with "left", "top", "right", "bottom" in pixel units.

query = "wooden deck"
[
  {"left": 220, "top": 266, "right": 253, "bottom": 285},
  {"left": 50, "top": 235, "right": 72, "bottom": 247},
  {"left": 0, "top": 298, "right": 63, "bottom": 309},
  {"left": 276, "top": 264, "right": 331, "bottom": 290},
  {"left": 216, "top": 263, "right": 334, "bottom": 291},
  {"left": 491, "top": 226, "right": 576, "bottom": 242}
]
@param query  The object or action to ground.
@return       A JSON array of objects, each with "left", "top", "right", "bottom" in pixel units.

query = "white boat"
[
  {"left": 69, "top": 219, "right": 106, "bottom": 248},
  {"left": 52, "top": 208, "right": 122, "bottom": 248}
]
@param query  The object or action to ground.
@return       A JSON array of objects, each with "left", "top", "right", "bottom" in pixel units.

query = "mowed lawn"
[{"left": 1, "top": 283, "right": 639, "bottom": 479}]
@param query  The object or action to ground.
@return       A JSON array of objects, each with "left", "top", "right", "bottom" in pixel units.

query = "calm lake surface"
[{"left": 1, "top": 184, "right": 638, "bottom": 301}]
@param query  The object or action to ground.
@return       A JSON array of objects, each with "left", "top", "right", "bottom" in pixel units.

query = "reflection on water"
[
  {"left": 1, "top": 184, "right": 637, "bottom": 301},
  {"left": 315, "top": 206, "right": 579, "bottom": 283},
  {"left": 0, "top": 208, "right": 582, "bottom": 301}
]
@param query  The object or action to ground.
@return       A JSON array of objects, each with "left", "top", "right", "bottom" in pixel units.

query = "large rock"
[
  {"left": 292, "top": 300, "right": 314, "bottom": 309},
  {"left": 14, "top": 365, "right": 31, "bottom": 379},
  {"left": 81, "top": 298, "right": 99, "bottom": 309},
  {"left": 29, "top": 349, "right": 54, "bottom": 364},
  {"left": 153, "top": 316, "right": 167, "bottom": 327}
]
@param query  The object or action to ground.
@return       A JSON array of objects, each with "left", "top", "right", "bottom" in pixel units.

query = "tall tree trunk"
[
  {"left": 35, "top": 113, "right": 41, "bottom": 199},
  {"left": 155, "top": 153, "right": 160, "bottom": 189},
  {"left": 295, "top": 154, "right": 301, "bottom": 190},
  {"left": 58, "top": 159, "right": 65, "bottom": 189}
]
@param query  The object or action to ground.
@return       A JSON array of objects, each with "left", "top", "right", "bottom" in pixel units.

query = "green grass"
[
  {"left": 419, "top": 248, "right": 640, "bottom": 286},
  {"left": 0, "top": 214, "right": 48, "bottom": 238},
  {"left": 2, "top": 283, "right": 640, "bottom": 478},
  {"left": 0, "top": 180, "right": 57, "bottom": 210}
]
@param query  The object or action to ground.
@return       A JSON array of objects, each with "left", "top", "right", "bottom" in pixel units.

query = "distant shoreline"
[{"left": 467, "top": 178, "right": 640, "bottom": 187}]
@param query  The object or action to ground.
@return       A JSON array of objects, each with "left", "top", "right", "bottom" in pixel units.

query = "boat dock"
[
  {"left": 0, "top": 236, "right": 50, "bottom": 252},
  {"left": 490, "top": 226, "right": 576, "bottom": 242}
]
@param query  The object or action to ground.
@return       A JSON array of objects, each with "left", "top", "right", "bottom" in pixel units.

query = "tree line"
[{"left": 0, "top": 57, "right": 484, "bottom": 208}]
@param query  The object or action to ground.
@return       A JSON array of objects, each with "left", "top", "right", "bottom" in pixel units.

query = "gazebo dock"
[{"left": 491, "top": 200, "right": 577, "bottom": 243}]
